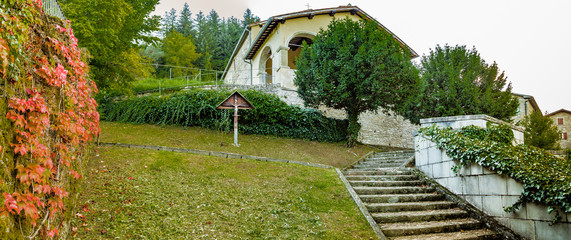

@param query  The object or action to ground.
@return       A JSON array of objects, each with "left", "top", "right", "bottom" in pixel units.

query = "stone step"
[
  {"left": 348, "top": 180, "right": 424, "bottom": 187},
  {"left": 372, "top": 151, "right": 414, "bottom": 157},
  {"left": 363, "top": 159, "right": 407, "bottom": 164},
  {"left": 353, "top": 163, "right": 403, "bottom": 168},
  {"left": 345, "top": 175, "right": 419, "bottom": 181},
  {"left": 368, "top": 155, "right": 413, "bottom": 161},
  {"left": 367, "top": 201, "right": 456, "bottom": 213},
  {"left": 372, "top": 209, "right": 467, "bottom": 223},
  {"left": 344, "top": 169, "right": 413, "bottom": 176},
  {"left": 381, "top": 218, "right": 482, "bottom": 237},
  {"left": 359, "top": 193, "right": 444, "bottom": 203},
  {"left": 354, "top": 186, "right": 435, "bottom": 195},
  {"left": 389, "top": 228, "right": 500, "bottom": 240}
]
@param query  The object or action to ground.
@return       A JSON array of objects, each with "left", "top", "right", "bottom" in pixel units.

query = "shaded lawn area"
[
  {"left": 99, "top": 121, "right": 375, "bottom": 168},
  {"left": 71, "top": 147, "right": 374, "bottom": 239}
]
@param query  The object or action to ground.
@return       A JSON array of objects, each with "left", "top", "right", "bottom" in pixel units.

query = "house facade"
[
  {"left": 223, "top": 5, "right": 417, "bottom": 88},
  {"left": 222, "top": 6, "right": 420, "bottom": 148},
  {"left": 511, "top": 93, "right": 541, "bottom": 124},
  {"left": 546, "top": 109, "right": 571, "bottom": 149}
]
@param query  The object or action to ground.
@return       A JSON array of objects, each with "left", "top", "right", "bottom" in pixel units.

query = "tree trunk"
[{"left": 346, "top": 110, "right": 361, "bottom": 148}]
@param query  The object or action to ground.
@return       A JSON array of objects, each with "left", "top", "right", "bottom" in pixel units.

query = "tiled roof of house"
[{"left": 545, "top": 109, "right": 571, "bottom": 117}]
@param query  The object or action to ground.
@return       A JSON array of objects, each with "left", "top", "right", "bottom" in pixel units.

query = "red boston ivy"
[{"left": 0, "top": 0, "right": 99, "bottom": 238}]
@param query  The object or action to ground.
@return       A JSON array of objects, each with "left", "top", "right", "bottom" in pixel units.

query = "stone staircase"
[{"left": 344, "top": 151, "right": 501, "bottom": 240}]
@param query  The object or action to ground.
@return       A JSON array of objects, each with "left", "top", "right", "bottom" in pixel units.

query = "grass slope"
[
  {"left": 71, "top": 147, "right": 375, "bottom": 239},
  {"left": 99, "top": 121, "right": 375, "bottom": 168}
]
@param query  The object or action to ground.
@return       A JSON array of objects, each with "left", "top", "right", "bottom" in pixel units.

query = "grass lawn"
[
  {"left": 71, "top": 147, "right": 375, "bottom": 239},
  {"left": 99, "top": 121, "right": 376, "bottom": 168}
]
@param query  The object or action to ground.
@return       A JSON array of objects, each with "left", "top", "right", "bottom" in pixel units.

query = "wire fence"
[{"left": 43, "top": 0, "right": 65, "bottom": 19}]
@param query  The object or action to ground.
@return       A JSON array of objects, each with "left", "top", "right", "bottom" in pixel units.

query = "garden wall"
[{"left": 415, "top": 115, "right": 571, "bottom": 240}]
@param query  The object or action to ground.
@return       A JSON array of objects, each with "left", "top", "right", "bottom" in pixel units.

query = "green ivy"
[
  {"left": 567, "top": 149, "right": 571, "bottom": 161},
  {"left": 459, "top": 124, "right": 514, "bottom": 144},
  {"left": 99, "top": 89, "right": 348, "bottom": 142},
  {"left": 419, "top": 125, "right": 571, "bottom": 222}
]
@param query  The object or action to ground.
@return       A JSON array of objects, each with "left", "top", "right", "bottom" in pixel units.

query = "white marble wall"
[{"left": 415, "top": 115, "right": 571, "bottom": 240}]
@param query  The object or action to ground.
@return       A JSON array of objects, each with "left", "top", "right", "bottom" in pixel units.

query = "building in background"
[
  {"left": 546, "top": 109, "right": 571, "bottom": 149},
  {"left": 512, "top": 93, "right": 541, "bottom": 124}
]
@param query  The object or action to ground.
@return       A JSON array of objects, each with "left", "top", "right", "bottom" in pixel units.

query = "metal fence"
[{"left": 43, "top": 0, "right": 65, "bottom": 19}]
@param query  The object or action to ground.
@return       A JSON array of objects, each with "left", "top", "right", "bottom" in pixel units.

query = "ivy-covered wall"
[
  {"left": 416, "top": 115, "right": 571, "bottom": 240},
  {"left": 0, "top": 1, "right": 99, "bottom": 238}
]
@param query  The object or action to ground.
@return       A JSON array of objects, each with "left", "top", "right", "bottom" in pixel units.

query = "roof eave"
[
  {"left": 546, "top": 109, "right": 571, "bottom": 117},
  {"left": 243, "top": 6, "right": 419, "bottom": 60}
]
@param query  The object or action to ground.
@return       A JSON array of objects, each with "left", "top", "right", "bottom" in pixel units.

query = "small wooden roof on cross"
[{"left": 216, "top": 91, "right": 255, "bottom": 109}]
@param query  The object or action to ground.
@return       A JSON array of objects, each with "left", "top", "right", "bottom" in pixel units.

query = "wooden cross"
[{"left": 216, "top": 91, "right": 255, "bottom": 147}]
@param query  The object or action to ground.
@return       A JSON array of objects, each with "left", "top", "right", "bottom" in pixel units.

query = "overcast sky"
[{"left": 153, "top": 0, "right": 570, "bottom": 114}]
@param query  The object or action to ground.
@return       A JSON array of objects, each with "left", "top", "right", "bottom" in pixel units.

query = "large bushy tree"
[
  {"left": 294, "top": 18, "right": 419, "bottom": 147},
  {"left": 60, "top": 0, "right": 160, "bottom": 89},
  {"left": 520, "top": 111, "right": 561, "bottom": 149},
  {"left": 162, "top": 31, "right": 201, "bottom": 77},
  {"left": 403, "top": 44, "right": 518, "bottom": 124}
]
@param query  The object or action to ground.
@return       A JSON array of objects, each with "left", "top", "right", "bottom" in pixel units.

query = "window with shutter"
[{"left": 557, "top": 118, "right": 564, "bottom": 125}]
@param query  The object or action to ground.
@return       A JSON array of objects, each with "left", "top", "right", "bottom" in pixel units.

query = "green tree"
[
  {"left": 242, "top": 8, "right": 260, "bottom": 27},
  {"left": 294, "top": 18, "right": 419, "bottom": 147},
  {"left": 176, "top": 3, "right": 194, "bottom": 37},
  {"left": 403, "top": 44, "right": 518, "bottom": 124},
  {"left": 206, "top": 10, "right": 224, "bottom": 71},
  {"left": 217, "top": 17, "right": 242, "bottom": 69},
  {"left": 162, "top": 8, "right": 178, "bottom": 36},
  {"left": 162, "top": 31, "right": 201, "bottom": 77},
  {"left": 520, "top": 111, "right": 561, "bottom": 149},
  {"left": 60, "top": 0, "right": 160, "bottom": 89},
  {"left": 194, "top": 11, "right": 211, "bottom": 70}
]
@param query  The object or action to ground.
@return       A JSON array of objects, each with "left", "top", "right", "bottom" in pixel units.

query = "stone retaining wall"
[
  {"left": 209, "top": 84, "right": 418, "bottom": 149},
  {"left": 415, "top": 115, "right": 571, "bottom": 240}
]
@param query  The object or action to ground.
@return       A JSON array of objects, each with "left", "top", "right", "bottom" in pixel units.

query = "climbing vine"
[
  {"left": 419, "top": 125, "right": 571, "bottom": 222},
  {"left": 1, "top": 1, "right": 99, "bottom": 238}
]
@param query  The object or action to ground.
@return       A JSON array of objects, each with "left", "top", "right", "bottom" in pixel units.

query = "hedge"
[
  {"left": 99, "top": 89, "right": 348, "bottom": 142},
  {"left": 420, "top": 125, "right": 571, "bottom": 222}
]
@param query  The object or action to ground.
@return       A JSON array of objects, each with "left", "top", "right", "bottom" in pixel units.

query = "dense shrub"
[
  {"left": 100, "top": 89, "right": 348, "bottom": 142},
  {"left": 420, "top": 125, "right": 571, "bottom": 221}
]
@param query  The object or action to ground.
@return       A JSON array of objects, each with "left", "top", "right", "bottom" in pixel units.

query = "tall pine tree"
[
  {"left": 242, "top": 8, "right": 260, "bottom": 27},
  {"left": 162, "top": 8, "right": 177, "bottom": 36},
  {"left": 177, "top": 3, "right": 193, "bottom": 37}
]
